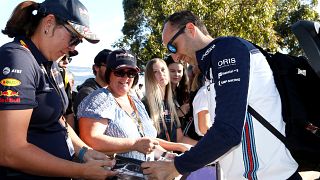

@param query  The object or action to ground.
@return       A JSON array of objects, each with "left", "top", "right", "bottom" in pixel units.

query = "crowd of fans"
[{"left": 1, "top": 0, "right": 314, "bottom": 179}]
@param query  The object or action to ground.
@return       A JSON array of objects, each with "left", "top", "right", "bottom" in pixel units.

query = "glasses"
[
  {"left": 60, "top": 55, "right": 72, "bottom": 63},
  {"left": 62, "top": 24, "right": 83, "bottom": 47},
  {"left": 167, "top": 25, "right": 186, "bottom": 54},
  {"left": 66, "top": 57, "right": 72, "bottom": 63},
  {"left": 113, "top": 69, "right": 138, "bottom": 78}
]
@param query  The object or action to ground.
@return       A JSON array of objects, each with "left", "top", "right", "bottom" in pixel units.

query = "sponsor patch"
[
  {"left": 218, "top": 69, "right": 239, "bottom": 79},
  {"left": 0, "top": 90, "right": 19, "bottom": 97},
  {"left": 2, "top": 67, "right": 22, "bottom": 75},
  {"left": 0, "top": 78, "right": 21, "bottom": 87},
  {"left": 0, "top": 97, "right": 21, "bottom": 103},
  {"left": 217, "top": 58, "right": 237, "bottom": 69},
  {"left": 11, "top": 69, "right": 22, "bottom": 74},
  {"left": 3, "top": 67, "right": 10, "bottom": 75},
  {"left": 218, "top": 78, "right": 241, "bottom": 86},
  {"left": 201, "top": 44, "right": 216, "bottom": 61}
]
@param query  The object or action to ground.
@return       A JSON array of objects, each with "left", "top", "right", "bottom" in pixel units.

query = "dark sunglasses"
[
  {"left": 167, "top": 25, "right": 186, "bottom": 54},
  {"left": 62, "top": 24, "right": 83, "bottom": 47},
  {"left": 60, "top": 55, "right": 72, "bottom": 63},
  {"left": 66, "top": 57, "right": 72, "bottom": 63},
  {"left": 113, "top": 69, "right": 138, "bottom": 78}
]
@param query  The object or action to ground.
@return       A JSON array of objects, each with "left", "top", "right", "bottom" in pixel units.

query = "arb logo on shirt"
[{"left": 0, "top": 78, "right": 21, "bottom": 87}]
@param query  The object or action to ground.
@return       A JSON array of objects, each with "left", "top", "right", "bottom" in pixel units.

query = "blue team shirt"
[
  {"left": 174, "top": 37, "right": 298, "bottom": 179},
  {"left": 0, "top": 37, "right": 71, "bottom": 179},
  {"left": 175, "top": 37, "right": 253, "bottom": 172}
]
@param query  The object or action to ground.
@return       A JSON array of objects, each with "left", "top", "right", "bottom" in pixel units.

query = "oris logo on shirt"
[{"left": 218, "top": 58, "right": 236, "bottom": 68}]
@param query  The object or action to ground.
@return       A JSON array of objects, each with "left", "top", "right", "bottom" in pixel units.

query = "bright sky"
[{"left": 0, "top": 0, "right": 124, "bottom": 68}]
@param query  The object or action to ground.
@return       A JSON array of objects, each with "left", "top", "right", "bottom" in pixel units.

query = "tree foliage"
[{"left": 113, "top": 0, "right": 319, "bottom": 66}]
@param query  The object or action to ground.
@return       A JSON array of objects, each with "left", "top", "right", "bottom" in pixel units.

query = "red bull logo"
[
  {"left": 0, "top": 78, "right": 21, "bottom": 87},
  {"left": 0, "top": 97, "right": 20, "bottom": 103},
  {"left": 0, "top": 90, "right": 19, "bottom": 97}
]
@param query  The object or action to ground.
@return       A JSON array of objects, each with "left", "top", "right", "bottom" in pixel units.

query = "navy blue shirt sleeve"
[
  {"left": 0, "top": 43, "right": 38, "bottom": 109},
  {"left": 175, "top": 37, "right": 251, "bottom": 174}
]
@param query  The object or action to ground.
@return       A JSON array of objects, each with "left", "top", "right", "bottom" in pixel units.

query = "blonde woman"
[{"left": 144, "top": 58, "right": 196, "bottom": 146}]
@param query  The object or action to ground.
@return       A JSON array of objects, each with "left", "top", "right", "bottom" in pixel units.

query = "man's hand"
[
  {"left": 141, "top": 161, "right": 180, "bottom": 180},
  {"left": 81, "top": 159, "right": 118, "bottom": 180}
]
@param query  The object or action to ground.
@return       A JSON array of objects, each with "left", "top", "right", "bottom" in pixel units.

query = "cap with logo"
[
  {"left": 94, "top": 49, "right": 112, "bottom": 66},
  {"left": 38, "top": 0, "right": 99, "bottom": 43},
  {"left": 107, "top": 49, "right": 140, "bottom": 72}
]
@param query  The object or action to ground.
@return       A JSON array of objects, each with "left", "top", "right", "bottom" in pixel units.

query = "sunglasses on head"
[
  {"left": 167, "top": 25, "right": 186, "bottom": 54},
  {"left": 113, "top": 69, "right": 138, "bottom": 78},
  {"left": 62, "top": 24, "right": 83, "bottom": 47}
]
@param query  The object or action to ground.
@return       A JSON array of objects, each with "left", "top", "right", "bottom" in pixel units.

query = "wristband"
[{"left": 78, "top": 146, "right": 88, "bottom": 163}]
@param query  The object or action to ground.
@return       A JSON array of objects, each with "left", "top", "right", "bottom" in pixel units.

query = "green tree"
[
  {"left": 114, "top": 0, "right": 319, "bottom": 66},
  {"left": 273, "top": 0, "right": 319, "bottom": 55}
]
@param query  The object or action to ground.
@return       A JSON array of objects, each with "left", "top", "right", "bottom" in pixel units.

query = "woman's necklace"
[{"left": 114, "top": 94, "right": 145, "bottom": 137}]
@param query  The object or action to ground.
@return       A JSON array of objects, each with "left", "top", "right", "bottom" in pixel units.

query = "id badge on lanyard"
[
  {"left": 41, "top": 63, "right": 74, "bottom": 156},
  {"left": 61, "top": 116, "right": 75, "bottom": 157}
]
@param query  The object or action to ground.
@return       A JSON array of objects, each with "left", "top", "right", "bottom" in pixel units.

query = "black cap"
[
  {"left": 94, "top": 49, "right": 112, "bottom": 66},
  {"left": 107, "top": 49, "right": 140, "bottom": 71},
  {"left": 39, "top": 0, "right": 99, "bottom": 43},
  {"left": 69, "top": 50, "right": 78, "bottom": 57}
]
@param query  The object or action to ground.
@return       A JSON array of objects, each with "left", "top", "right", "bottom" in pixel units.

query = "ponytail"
[{"left": 2, "top": 1, "right": 42, "bottom": 38}]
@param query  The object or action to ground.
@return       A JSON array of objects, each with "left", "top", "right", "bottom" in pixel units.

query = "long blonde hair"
[{"left": 145, "top": 58, "right": 180, "bottom": 133}]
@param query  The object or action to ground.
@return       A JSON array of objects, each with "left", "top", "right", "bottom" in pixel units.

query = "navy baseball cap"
[
  {"left": 94, "top": 49, "right": 112, "bottom": 66},
  {"left": 107, "top": 49, "right": 140, "bottom": 71},
  {"left": 69, "top": 50, "right": 78, "bottom": 57},
  {"left": 38, "top": 0, "right": 99, "bottom": 43}
]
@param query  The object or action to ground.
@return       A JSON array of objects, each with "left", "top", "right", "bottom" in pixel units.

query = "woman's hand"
[
  {"left": 176, "top": 143, "right": 193, "bottom": 152},
  {"left": 181, "top": 103, "right": 190, "bottom": 114},
  {"left": 177, "top": 103, "right": 190, "bottom": 117},
  {"left": 133, "top": 137, "right": 159, "bottom": 154}
]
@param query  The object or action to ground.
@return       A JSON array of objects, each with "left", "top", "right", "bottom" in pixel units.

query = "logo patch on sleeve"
[
  {"left": 0, "top": 90, "right": 19, "bottom": 97},
  {"left": 3, "top": 67, "right": 10, "bottom": 75},
  {"left": 0, "top": 78, "right": 21, "bottom": 87},
  {"left": 2, "top": 67, "right": 22, "bottom": 75},
  {"left": 0, "top": 97, "right": 21, "bottom": 103}
]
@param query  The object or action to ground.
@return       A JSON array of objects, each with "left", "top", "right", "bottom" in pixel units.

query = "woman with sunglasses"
[
  {"left": 78, "top": 49, "right": 161, "bottom": 162},
  {"left": 144, "top": 58, "right": 197, "bottom": 147},
  {"left": 78, "top": 49, "right": 189, "bottom": 163},
  {"left": 0, "top": 0, "right": 117, "bottom": 179}
]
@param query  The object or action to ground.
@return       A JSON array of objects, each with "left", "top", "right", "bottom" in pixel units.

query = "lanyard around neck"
[
  {"left": 161, "top": 102, "right": 171, "bottom": 142},
  {"left": 115, "top": 95, "right": 145, "bottom": 137}
]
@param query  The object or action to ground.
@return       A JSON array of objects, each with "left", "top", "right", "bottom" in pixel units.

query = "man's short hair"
[
  {"left": 92, "top": 49, "right": 112, "bottom": 75},
  {"left": 165, "top": 10, "right": 209, "bottom": 35}
]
